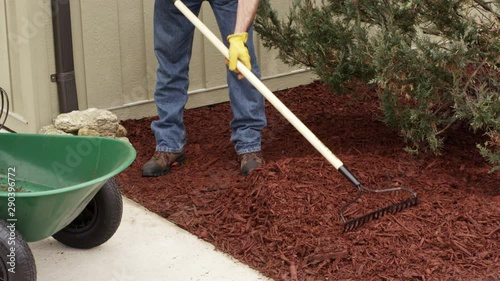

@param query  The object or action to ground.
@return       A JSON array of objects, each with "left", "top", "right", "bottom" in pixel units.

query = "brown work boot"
[
  {"left": 142, "top": 151, "right": 185, "bottom": 177},
  {"left": 240, "top": 152, "right": 264, "bottom": 176}
]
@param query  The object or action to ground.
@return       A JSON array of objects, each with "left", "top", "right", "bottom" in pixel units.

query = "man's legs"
[
  {"left": 151, "top": 0, "right": 204, "bottom": 152},
  {"left": 143, "top": 0, "right": 203, "bottom": 176},
  {"left": 209, "top": 0, "right": 267, "bottom": 174}
]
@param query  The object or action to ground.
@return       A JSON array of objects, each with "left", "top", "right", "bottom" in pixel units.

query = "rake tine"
[{"left": 341, "top": 190, "right": 418, "bottom": 232}]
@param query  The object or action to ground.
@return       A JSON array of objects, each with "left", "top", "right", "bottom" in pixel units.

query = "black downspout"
[{"left": 51, "top": 0, "right": 79, "bottom": 113}]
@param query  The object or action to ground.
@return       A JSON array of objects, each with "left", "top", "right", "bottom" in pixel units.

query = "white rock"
[
  {"left": 38, "top": 125, "right": 71, "bottom": 135},
  {"left": 54, "top": 108, "right": 119, "bottom": 134}
]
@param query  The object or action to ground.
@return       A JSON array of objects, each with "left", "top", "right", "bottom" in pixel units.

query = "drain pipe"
[{"left": 50, "top": 0, "right": 79, "bottom": 113}]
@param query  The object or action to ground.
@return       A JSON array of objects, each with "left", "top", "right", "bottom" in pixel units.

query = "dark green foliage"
[{"left": 256, "top": 0, "right": 499, "bottom": 171}]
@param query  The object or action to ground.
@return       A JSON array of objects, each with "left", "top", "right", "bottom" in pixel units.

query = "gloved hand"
[{"left": 227, "top": 32, "right": 251, "bottom": 80}]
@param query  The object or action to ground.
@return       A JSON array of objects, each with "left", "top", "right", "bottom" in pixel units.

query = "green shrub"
[{"left": 256, "top": 0, "right": 499, "bottom": 171}]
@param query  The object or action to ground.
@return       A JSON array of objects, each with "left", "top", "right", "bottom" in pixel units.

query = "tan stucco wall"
[
  {"left": 1, "top": 0, "right": 316, "bottom": 133},
  {"left": 71, "top": 0, "right": 315, "bottom": 121},
  {"left": 1, "top": 0, "right": 59, "bottom": 133}
]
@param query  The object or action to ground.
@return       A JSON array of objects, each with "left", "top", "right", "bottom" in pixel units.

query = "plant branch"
[{"left": 473, "top": 0, "right": 500, "bottom": 21}]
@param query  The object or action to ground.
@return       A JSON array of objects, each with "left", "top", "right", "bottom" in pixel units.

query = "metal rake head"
[{"left": 340, "top": 184, "right": 418, "bottom": 232}]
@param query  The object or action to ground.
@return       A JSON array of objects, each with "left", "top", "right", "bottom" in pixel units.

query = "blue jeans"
[{"left": 151, "top": 0, "right": 267, "bottom": 155}]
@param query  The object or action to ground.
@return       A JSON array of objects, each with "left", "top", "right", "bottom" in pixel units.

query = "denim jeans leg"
[
  {"left": 209, "top": 0, "right": 267, "bottom": 155},
  {"left": 151, "top": 0, "right": 203, "bottom": 153}
]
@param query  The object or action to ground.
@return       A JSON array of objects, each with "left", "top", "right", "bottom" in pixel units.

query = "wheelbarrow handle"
[{"left": 174, "top": 0, "right": 345, "bottom": 170}]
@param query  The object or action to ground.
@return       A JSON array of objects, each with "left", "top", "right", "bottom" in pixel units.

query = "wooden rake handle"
[{"left": 174, "top": 0, "right": 363, "bottom": 186}]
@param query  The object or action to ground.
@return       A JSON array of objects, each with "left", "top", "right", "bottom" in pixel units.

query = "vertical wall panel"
[
  {"left": 1, "top": 0, "right": 57, "bottom": 133},
  {"left": 0, "top": 0, "right": 12, "bottom": 105},
  {"left": 117, "top": 0, "right": 148, "bottom": 105},
  {"left": 79, "top": 0, "right": 124, "bottom": 108}
]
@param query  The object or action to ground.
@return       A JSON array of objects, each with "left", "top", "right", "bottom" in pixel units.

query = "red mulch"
[{"left": 116, "top": 81, "right": 499, "bottom": 281}]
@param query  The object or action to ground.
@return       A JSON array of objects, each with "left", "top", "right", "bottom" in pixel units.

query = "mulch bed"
[{"left": 115, "top": 81, "right": 499, "bottom": 281}]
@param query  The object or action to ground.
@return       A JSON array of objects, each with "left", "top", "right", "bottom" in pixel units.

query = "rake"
[{"left": 174, "top": 0, "right": 418, "bottom": 232}]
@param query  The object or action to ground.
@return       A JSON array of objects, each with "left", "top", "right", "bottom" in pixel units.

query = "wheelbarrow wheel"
[
  {"left": 0, "top": 220, "right": 37, "bottom": 281},
  {"left": 52, "top": 178, "right": 123, "bottom": 249}
]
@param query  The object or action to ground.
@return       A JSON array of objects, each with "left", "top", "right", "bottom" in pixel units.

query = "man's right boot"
[{"left": 142, "top": 151, "right": 185, "bottom": 177}]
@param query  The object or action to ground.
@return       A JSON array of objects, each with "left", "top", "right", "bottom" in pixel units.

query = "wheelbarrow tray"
[{"left": 0, "top": 133, "right": 136, "bottom": 242}]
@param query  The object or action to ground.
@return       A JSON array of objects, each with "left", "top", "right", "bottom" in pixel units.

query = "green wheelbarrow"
[{"left": 0, "top": 133, "right": 136, "bottom": 281}]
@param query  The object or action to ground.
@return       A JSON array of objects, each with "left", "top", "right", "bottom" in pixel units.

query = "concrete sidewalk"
[{"left": 30, "top": 198, "right": 271, "bottom": 281}]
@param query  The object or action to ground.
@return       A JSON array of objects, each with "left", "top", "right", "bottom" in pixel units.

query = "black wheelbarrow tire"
[
  {"left": 0, "top": 220, "right": 37, "bottom": 281},
  {"left": 52, "top": 178, "right": 123, "bottom": 249}
]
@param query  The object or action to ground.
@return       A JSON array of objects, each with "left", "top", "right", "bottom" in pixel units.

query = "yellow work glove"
[{"left": 227, "top": 32, "right": 251, "bottom": 80}]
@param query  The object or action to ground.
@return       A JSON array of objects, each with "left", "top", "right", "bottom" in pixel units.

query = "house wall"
[
  {"left": 0, "top": 0, "right": 59, "bottom": 133},
  {"left": 1, "top": 0, "right": 315, "bottom": 133},
  {"left": 71, "top": 0, "right": 315, "bottom": 120}
]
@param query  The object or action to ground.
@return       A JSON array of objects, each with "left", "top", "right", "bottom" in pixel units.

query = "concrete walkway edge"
[{"left": 31, "top": 197, "right": 271, "bottom": 281}]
